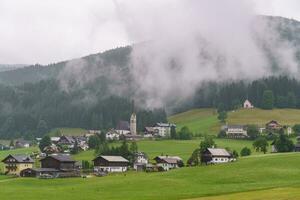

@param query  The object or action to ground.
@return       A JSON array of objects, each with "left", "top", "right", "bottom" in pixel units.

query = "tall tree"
[{"left": 253, "top": 137, "right": 269, "bottom": 154}]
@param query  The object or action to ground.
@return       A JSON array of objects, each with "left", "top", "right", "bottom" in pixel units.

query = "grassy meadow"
[
  {"left": 73, "top": 138, "right": 265, "bottom": 163},
  {"left": 1, "top": 153, "right": 300, "bottom": 200},
  {"left": 168, "top": 108, "right": 300, "bottom": 135},
  {"left": 168, "top": 109, "right": 219, "bottom": 135}
]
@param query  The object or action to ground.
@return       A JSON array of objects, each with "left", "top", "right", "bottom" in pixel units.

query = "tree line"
[{"left": 191, "top": 76, "right": 300, "bottom": 112}]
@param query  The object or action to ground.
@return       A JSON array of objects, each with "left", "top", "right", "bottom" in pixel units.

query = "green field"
[
  {"left": 169, "top": 108, "right": 300, "bottom": 135},
  {"left": 48, "top": 128, "right": 87, "bottom": 137},
  {"left": 168, "top": 109, "right": 219, "bottom": 134},
  {"left": 73, "top": 138, "right": 264, "bottom": 163},
  {"left": 189, "top": 187, "right": 300, "bottom": 200},
  {"left": 1, "top": 153, "right": 300, "bottom": 200}
]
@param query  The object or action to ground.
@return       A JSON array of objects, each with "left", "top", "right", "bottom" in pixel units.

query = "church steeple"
[{"left": 130, "top": 99, "right": 137, "bottom": 135}]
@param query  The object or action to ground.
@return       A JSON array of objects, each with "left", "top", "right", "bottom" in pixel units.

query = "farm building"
[
  {"left": 20, "top": 154, "right": 78, "bottom": 178},
  {"left": 133, "top": 152, "right": 148, "bottom": 171},
  {"left": 201, "top": 148, "right": 233, "bottom": 164},
  {"left": 154, "top": 156, "right": 183, "bottom": 171},
  {"left": 93, "top": 156, "right": 129, "bottom": 173},
  {"left": 2, "top": 154, "right": 34, "bottom": 176}
]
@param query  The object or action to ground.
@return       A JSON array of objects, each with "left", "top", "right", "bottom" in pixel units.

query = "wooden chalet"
[
  {"left": 93, "top": 156, "right": 129, "bottom": 173},
  {"left": 201, "top": 148, "right": 232, "bottom": 164},
  {"left": 266, "top": 120, "right": 282, "bottom": 131}
]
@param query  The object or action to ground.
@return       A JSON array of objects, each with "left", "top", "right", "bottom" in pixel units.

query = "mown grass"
[
  {"left": 1, "top": 153, "right": 300, "bottom": 200},
  {"left": 187, "top": 187, "right": 300, "bottom": 200},
  {"left": 48, "top": 128, "right": 87, "bottom": 137}
]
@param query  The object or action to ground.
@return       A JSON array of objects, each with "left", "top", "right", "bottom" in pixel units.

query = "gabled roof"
[
  {"left": 206, "top": 148, "right": 231, "bottom": 157},
  {"left": 160, "top": 158, "right": 178, "bottom": 164},
  {"left": 93, "top": 155, "right": 129, "bottom": 163},
  {"left": 266, "top": 120, "right": 280, "bottom": 125},
  {"left": 154, "top": 156, "right": 182, "bottom": 161},
  {"left": 41, "top": 154, "right": 75, "bottom": 163},
  {"left": 116, "top": 121, "right": 130, "bottom": 131},
  {"left": 2, "top": 154, "right": 34, "bottom": 163}
]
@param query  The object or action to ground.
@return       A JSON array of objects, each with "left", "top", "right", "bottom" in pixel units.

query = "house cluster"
[
  {"left": 36, "top": 134, "right": 92, "bottom": 154},
  {"left": 144, "top": 123, "right": 176, "bottom": 138},
  {"left": 105, "top": 109, "right": 176, "bottom": 141},
  {"left": 221, "top": 120, "right": 292, "bottom": 139},
  {"left": 2, "top": 154, "right": 80, "bottom": 178},
  {"left": 1, "top": 152, "right": 185, "bottom": 178}
]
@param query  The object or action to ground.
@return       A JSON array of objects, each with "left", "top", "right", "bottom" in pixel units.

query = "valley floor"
[{"left": 1, "top": 153, "right": 300, "bottom": 200}]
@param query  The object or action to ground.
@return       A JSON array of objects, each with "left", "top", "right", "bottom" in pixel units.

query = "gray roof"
[
  {"left": 155, "top": 156, "right": 182, "bottom": 161},
  {"left": 97, "top": 156, "right": 129, "bottom": 163},
  {"left": 2, "top": 154, "right": 34, "bottom": 163},
  {"left": 42, "top": 154, "right": 75, "bottom": 162},
  {"left": 207, "top": 148, "right": 231, "bottom": 157}
]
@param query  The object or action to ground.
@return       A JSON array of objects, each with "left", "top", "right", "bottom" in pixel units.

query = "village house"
[
  {"left": 57, "top": 136, "right": 75, "bottom": 147},
  {"left": 266, "top": 120, "right": 282, "bottom": 131},
  {"left": 15, "top": 139, "right": 32, "bottom": 148},
  {"left": 115, "top": 121, "right": 131, "bottom": 135},
  {"left": 153, "top": 123, "right": 176, "bottom": 137},
  {"left": 154, "top": 156, "right": 183, "bottom": 171},
  {"left": 106, "top": 129, "right": 120, "bottom": 141},
  {"left": 93, "top": 155, "right": 129, "bottom": 173},
  {"left": 2, "top": 154, "right": 34, "bottom": 176},
  {"left": 133, "top": 152, "right": 148, "bottom": 171},
  {"left": 243, "top": 99, "right": 254, "bottom": 109},
  {"left": 223, "top": 125, "right": 248, "bottom": 138},
  {"left": 20, "top": 154, "right": 78, "bottom": 178},
  {"left": 144, "top": 127, "right": 158, "bottom": 137},
  {"left": 201, "top": 148, "right": 233, "bottom": 164}
]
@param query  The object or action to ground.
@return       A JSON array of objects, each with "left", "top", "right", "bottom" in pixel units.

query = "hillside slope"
[{"left": 169, "top": 108, "right": 300, "bottom": 135}]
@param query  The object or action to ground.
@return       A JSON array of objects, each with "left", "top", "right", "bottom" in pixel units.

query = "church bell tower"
[{"left": 130, "top": 100, "right": 137, "bottom": 135}]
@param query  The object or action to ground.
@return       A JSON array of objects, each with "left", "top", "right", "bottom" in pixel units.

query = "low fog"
[{"left": 59, "top": 0, "right": 300, "bottom": 108}]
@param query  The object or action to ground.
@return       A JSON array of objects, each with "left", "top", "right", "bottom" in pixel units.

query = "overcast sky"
[{"left": 0, "top": 0, "right": 300, "bottom": 65}]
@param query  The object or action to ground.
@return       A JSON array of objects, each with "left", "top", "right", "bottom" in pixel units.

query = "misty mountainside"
[
  {"left": 0, "top": 64, "right": 26, "bottom": 73},
  {"left": 1, "top": 16, "right": 300, "bottom": 139},
  {"left": 0, "top": 16, "right": 299, "bottom": 86}
]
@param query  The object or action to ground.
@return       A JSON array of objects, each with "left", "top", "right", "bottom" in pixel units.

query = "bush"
[{"left": 240, "top": 147, "right": 251, "bottom": 157}]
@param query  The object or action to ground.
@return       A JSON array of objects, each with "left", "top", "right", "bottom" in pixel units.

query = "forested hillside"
[{"left": 0, "top": 79, "right": 166, "bottom": 139}]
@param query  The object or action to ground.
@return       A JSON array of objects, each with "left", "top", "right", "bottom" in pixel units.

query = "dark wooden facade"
[
  {"left": 40, "top": 156, "right": 75, "bottom": 171},
  {"left": 93, "top": 157, "right": 128, "bottom": 167}
]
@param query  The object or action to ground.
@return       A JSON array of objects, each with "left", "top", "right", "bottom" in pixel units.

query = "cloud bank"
[{"left": 112, "top": 0, "right": 299, "bottom": 108}]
